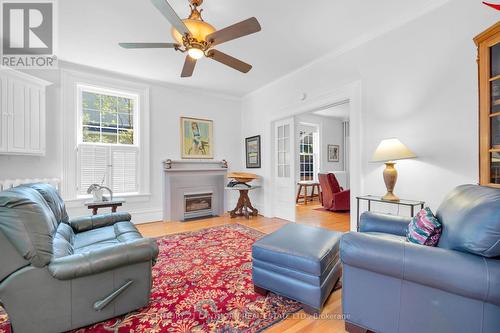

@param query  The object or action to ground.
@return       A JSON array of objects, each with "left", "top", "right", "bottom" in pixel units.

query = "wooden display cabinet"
[{"left": 475, "top": 22, "right": 500, "bottom": 188}]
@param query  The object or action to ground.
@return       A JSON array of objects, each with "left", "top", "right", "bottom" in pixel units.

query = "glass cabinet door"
[
  {"left": 491, "top": 43, "right": 500, "bottom": 185},
  {"left": 476, "top": 23, "right": 500, "bottom": 187}
]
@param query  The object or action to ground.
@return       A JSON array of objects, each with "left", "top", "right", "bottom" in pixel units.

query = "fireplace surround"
[{"left": 162, "top": 160, "right": 227, "bottom": 221}]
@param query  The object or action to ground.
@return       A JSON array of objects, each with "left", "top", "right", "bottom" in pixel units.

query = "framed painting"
[
  {"left": 245, "top": 135, "right": 261, "bottom": 168},
  {"left": 180, "top": 117, "right": 214, "bottom": 159},
  {"left": 328, "top": 144, "right": 340, "bottom": 162}
]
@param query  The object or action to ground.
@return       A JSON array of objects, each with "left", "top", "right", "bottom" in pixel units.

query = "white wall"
[
  {"left": 295, "top": 113, "right": 345, "bottom": 172},
  {"left": 0, "top": 62, "right": 242, "bottom": 223},
  {"left": 241, "top": 0, "right": 498, "bottom": 220}
]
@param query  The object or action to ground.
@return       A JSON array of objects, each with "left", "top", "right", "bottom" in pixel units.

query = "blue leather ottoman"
[{"left": 252, "top": 223, "right": 342, "bottom": 314}]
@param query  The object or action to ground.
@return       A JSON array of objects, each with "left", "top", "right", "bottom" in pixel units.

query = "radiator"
[{"left": 0, "top": 178, "right": 61, "bottom": 192}]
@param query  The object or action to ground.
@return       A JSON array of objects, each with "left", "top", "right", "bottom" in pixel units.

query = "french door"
[{"left": 273, "top": 117, "right": 296, "bottom": 221}]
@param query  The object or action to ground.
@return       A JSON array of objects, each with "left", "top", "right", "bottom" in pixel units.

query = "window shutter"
[
  {"left": 78, "top": 145, "right": 109, "bottom": 195},
  {"left": 111, "top": 147, "right": 138, "bottom": 194}
]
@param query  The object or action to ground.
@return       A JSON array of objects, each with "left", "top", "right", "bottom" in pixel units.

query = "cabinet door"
[
  {"left": 0, "top": 70, "right": 48, "bottom": 155},
  {"left": 0, "top": 76, "right": 7, "bottom": 152},
  {"left": 7, "top": 78, "right": 29, "bottom": 153},
  {"left": 6, "top": 79, "right": 46, "bottom": 155},
  {"left": 27, "top": 86, "right": 45, "bottom": 154},
  {"left": 491, "top": 43, "right": 500, "bottom": 185},
  {"left": 477, "top": 23, "right": 500, "bottom": 187}
]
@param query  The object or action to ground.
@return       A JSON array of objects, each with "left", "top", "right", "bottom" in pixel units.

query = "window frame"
[
  {"left": 75, "top": 84, "right": 141, "bottom": 198},
  {"left": 76, "top": 84, "right": 140, "bottom": 148},
  {"left": 299, "top": 130, "right": 315, "bottom": 181},
  {"left": 61, "top": 69, "right": 150, "bottom": 204}
]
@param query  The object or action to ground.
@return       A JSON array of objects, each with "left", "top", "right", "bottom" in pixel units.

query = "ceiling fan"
[{"left": 119, "top": 0, "right": 262, "bottom": 78}]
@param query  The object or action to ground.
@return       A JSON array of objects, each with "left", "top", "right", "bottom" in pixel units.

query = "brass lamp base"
[
  {"left": 382, "top": 162, "right": 400, "bottom": 202},
  {"left": 382, "top": 192, "right": 400, "bottom": 202}
]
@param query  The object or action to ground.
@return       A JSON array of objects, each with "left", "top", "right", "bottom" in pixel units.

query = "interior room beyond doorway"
[{"left": 295, "top": 102, "right": 351, "bottom": 231}]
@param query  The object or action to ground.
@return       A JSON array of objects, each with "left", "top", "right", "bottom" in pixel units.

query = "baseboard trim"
[{"left": 129, "top": 208, "right": 162, "bottom": 224}]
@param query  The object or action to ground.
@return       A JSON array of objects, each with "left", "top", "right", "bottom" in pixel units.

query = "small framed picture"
[
  {"left": 180, "top": 117, "right": 214, "bottom": 159},
  {"left": 328, "top": 144, "right": 340, "bottom": 162},
  {"left": 246, "top": 135, "right": 261, "bottom": 168}
]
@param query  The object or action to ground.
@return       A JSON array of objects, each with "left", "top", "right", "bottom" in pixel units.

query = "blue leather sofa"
[{"left": 341, "top": 185, "right": 500, "bottom": 333}]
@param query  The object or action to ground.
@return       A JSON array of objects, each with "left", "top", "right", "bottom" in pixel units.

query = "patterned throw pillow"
[{"left": 407, "top": 207, "right": 442, "bottom": 246}]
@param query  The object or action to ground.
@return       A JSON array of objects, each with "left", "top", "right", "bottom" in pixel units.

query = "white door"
[{"left": 273, "top": 117, "right": 296, "bottom": 221}]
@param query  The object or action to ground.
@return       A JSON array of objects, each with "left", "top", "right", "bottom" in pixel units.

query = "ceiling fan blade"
[
  {"left": 207, "top": 49, "right": 252, "bottom": 73},
  {"left": 150, "top": 0, "right": 190, "bottom": 36},
  {"left": 119, "top": 42, "right": 179, "bottom": 49},
  {"left": 207, "top": 17, "right": 261, "bottom": 47},
  {"left": 181, "top": 56, "right": 197, "bottom": 77}
]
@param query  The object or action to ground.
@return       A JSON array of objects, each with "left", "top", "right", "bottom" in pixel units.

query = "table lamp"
[{"left": 371, "top": 138, "right": 416, "bottom": 201}]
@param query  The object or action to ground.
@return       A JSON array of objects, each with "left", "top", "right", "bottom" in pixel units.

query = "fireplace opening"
[{"left": 184, "top": 192, "right": 213, "bottom": 220}]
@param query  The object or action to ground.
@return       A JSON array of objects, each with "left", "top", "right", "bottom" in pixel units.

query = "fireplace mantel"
[
  {"left": 163, "top": 159, "right": 228, "bottom": 172},
  {"left": 162, "top": 159, "right": 228, "bottom": 221}
]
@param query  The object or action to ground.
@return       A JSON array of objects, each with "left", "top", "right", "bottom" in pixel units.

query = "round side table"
[{"left": 225, "top": 185, "right": 261, "bottom": 219}]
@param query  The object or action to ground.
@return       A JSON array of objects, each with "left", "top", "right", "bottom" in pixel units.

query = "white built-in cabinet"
[{"left": 0, "top": 69, "right": 51, "bottom": 156}]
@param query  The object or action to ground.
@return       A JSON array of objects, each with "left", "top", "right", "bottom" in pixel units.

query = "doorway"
[
  {"left": 270, "top": 81, "right": 362, "bottom": 231},
  {"left": 294, "top": 102, "right": 351, "bottom": 232}
]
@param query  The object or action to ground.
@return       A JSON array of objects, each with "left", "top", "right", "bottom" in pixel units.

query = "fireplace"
[
  {"left": 184, "top": 192, "right": 214, "bottom": 220},
  {"left": 163, "top": 160, "right": 227, "bottom": 222}
]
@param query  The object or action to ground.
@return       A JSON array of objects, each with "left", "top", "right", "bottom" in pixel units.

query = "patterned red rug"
[{"left": 0, "top": 224, "right": 303, "bottom": 333}]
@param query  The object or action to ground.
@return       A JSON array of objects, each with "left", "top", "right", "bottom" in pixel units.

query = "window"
[
  {"left": 77, "top": 85, "right": 140, "bottom": 196},
  {"left": 79, "top": 87, "right": 137, "bottom": 145},
  {"left": 299, "top": 129, "right": 316, "bottom": 181}
]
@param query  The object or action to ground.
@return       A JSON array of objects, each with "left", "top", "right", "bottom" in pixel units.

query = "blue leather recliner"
[
  {"left": 341, "top": 185, "right": 500, "bottom": 333},
  {"left": 0, "top": 184, "right": 159, "bottom": 333}
]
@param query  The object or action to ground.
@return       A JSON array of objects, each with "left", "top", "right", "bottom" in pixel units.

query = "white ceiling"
[
  {"left": 59, "top": 0, "right": 443, "bottom": 97},
  {"left": 313, "top": 103, "right": 350, "bottom": 120}
]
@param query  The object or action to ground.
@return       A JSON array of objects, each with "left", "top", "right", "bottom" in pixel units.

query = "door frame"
[{"left": 270, "top": 81, "right": 363, "bottom": 230}]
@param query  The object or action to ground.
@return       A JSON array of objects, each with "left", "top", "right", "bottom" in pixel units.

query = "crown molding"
[{"left": 57, "top": 59, "right": 241, "bottom": 101}]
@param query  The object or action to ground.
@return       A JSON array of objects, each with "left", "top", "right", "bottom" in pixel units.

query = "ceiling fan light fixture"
[
  {"left": 121, "top": 0, "right": 261, "bottom": 77},
  {"left": 171, "top": 19, "right": 216, "bottom": 45},
  {"left": 187, "top": 47, "right": 205, "bottom": 59}
]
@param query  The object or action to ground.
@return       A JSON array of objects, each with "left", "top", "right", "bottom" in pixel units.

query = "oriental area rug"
[{"left": 0, "top": 224, "right": 303, "bottom": 333}]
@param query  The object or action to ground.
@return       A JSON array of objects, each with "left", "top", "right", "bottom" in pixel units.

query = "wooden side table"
[
  {"left": 356, "top": 195, "right": 425, "bottom": 231},
  {"left": 296, "top": 181, "right": 321, "bottom": 205},
  {"left": 84, "top": 199, "right": 125, "bottom": 215},
  {"left": 226, "top": 186, "right": 260, "bottom": 219}
]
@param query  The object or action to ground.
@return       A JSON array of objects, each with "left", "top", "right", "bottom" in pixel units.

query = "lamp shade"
[{"left": 371, "top": 138, "right": 416, "bottom": 162}]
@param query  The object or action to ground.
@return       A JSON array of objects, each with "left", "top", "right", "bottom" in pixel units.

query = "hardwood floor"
[
  {"left": 295, "top": 201, "right": 350, "bottom": 232},
  {"left": 136, "top": 204, "right": 351, "bottom": 333}
]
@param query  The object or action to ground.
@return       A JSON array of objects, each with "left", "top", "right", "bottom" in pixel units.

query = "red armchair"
[{"left": 318, "top": 173, "right": 350, "bottom": 211}]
